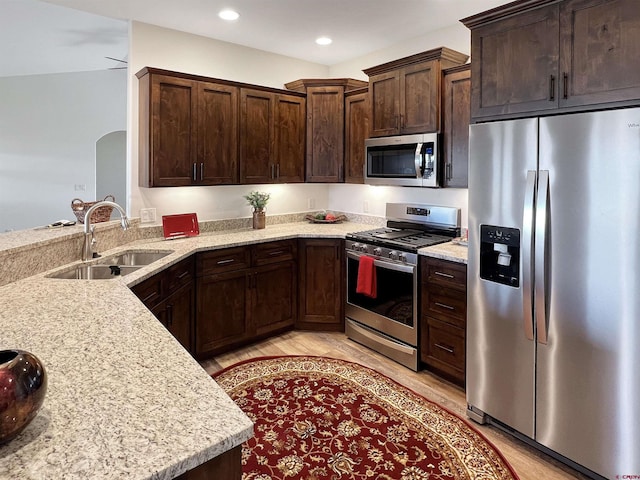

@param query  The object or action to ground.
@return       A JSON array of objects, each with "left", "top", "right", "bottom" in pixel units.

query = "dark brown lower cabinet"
[
  {"left": 253, "top": 261, "right": 297, "bottom": 337},
  {"left": 196, "top": 268, "right": 251, "bottom": 356},
  {"left": 175, "top": 445, "right": 242, "bottom": 480},
  {"left": 196, "top": 241, "right": 297, "bottom": 358},
  {"left": 297, "top": 239, "right": 344, "bottom": 331},
  {"left": 420, "top": 257, "right": 467, "bottom": 387},
  {"left": 150, "top": 284, "right": 194, "bottom": 350},
  {"left": 131, "top": 256, "right": 195, "bottom": 353}
]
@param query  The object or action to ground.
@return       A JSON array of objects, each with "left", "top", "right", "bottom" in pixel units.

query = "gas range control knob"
[
  {"left": 350, "top": 242, "right": 360, "bottom": 251},
  {"left": 398, "top": 252, "right": 407, "bottom": 262},
  {"left": 373, "top": 247, "right": 382, "bottom": 256},
  {"left": 388, "top": 250, "right": 399, "bottom": 260}
]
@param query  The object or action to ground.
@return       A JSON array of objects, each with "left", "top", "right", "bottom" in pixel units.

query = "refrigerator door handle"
[
  {"left": 535, "top": 170, "right": 550, "bottom": 344},
  {"left": 522, "top": 170, "right": 536, "bottom": 341}
]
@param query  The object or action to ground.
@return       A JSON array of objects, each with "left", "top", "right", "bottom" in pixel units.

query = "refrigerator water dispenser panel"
[{"left": 479, "top": 225, "right": 520, "bottom": 287}]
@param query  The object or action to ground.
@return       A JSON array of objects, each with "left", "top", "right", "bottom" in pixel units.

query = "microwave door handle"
[{"left": 415, "top": 143, "right": 424, "bottom": 178}]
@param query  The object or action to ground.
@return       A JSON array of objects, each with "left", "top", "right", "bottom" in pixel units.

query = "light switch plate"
[{"left": 140, "top": 208, "right": 156, "bottom": 223}]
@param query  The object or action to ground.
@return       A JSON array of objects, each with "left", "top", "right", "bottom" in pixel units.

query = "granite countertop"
[
  {"left": 419, "top": 241, "right": 468, "bottom": 264},
  {"left": 0, "top": 221, "right": 374, "bottom": 480}
]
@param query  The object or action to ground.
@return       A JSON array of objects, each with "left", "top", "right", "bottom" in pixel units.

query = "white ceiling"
[{"left": 2, "top": 0, "right": 512, "bottom": 77}]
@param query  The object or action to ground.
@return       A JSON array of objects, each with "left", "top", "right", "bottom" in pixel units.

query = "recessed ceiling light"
[
  {"left": 315, "top": 36, "right": 332, "bottom": 46},
  {"left": 219, "top": 9, "right": 240, "bottom": 21}
]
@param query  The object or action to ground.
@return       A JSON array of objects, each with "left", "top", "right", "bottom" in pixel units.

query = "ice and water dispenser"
[{"left": 479, "top": 225, "right": 520, "bottom": 287}]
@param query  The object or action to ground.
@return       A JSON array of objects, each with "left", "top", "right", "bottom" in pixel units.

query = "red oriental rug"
[{"left": 214, "top": 356, "right": 519, "bottom": 480}]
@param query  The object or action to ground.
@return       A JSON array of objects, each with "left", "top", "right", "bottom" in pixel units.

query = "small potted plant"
[{"left": 244, "top": 191, "right": 270, "bottom": 229}]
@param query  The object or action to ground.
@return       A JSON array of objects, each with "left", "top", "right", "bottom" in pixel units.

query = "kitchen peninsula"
[
  {"left": 0, "top": 219, "right": 467, "bottom": 479},
  {"left": 0, "top": 220, "right": 362, "bottom": 479}
]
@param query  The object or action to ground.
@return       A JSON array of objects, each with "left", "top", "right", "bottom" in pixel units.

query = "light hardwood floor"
[{"left": 202, "top": 331, "right": 587, "bottom": 480}]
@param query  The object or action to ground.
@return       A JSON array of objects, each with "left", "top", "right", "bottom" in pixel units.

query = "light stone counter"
[
  {"left": 419, "top": 241, "right": 468, "bottom": 264},
  {"left": 0, "top": 221, "right": 374, "bottom": 480}
]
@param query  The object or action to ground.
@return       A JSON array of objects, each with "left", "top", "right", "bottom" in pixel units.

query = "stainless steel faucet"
[{"left": 82, "top": 201, "right": 130, "bottom": 261}]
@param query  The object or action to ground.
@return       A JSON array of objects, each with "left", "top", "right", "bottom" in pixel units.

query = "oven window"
[
  {"left": 367, "top": 145, "right": 417, "bottom": 177},
  {"left": 346, "top": 256, "right": 414, "bottom": 327}
]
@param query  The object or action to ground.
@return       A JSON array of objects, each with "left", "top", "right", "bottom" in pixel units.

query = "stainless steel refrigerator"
[{"left": 467, "top": 107, "right": 640, "bottom": 479}]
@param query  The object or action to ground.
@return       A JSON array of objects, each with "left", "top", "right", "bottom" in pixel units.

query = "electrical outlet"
[
  {"left": 363, "top": 200, "right": 369, "bottom": 213},
  {"left": 140, "top": 208, "right": 156, "bottom": 223},
  {"left": 307, "top": 198, "right": 316, "bottom": 209},
  {"left": 74, "top": 184, "right": 86, "bottom": 191}
]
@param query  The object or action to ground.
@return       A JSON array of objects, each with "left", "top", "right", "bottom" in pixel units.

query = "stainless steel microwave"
[{"left": 364, "top": 133, "right": 440, "bottom": 187}]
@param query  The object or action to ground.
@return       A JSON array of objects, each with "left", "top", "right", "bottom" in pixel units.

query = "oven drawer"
[
  {"left": 423, "top": 318, "right": 465, "bottom": 375},
  {"left": 423, "top": 284, "right": 466, "bottom": 328}
]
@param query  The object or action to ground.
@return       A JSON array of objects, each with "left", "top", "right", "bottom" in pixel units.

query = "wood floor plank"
[{"left": 202, "top": 331, "right": 588, "bottom": 480}]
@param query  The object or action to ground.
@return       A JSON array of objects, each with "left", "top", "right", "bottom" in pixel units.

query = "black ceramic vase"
[{"left": 0, "top": 349, "right": 47, "bottom": 444}]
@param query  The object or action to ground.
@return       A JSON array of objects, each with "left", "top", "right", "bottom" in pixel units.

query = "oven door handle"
[{"left": 347, "top": 251, "right": 415, "bottom": 274}]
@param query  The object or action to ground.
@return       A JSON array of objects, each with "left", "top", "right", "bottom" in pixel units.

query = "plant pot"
[
  {"left": 253, "top": 209, "right": 266, "bottom": 229},
  {"left": 0, "top": 349, "right": 47, "bottom": 444}
]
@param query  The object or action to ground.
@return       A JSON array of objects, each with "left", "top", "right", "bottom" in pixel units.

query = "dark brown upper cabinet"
[
  {"left": 240, "top": 89, "right": 305, "bottom": 184},
  {"left": 285, "top": 78, "right": 368, "bottom": 183},
  {"left": 137, "top": 69, "right": 239, "bottom": 187},
  {"left": 462, "top": 0, "right": 640, "bottom": 121},
  {"left": 363, "top": 47, "right": 469, "bottom": 137},
  {"left": 442, "top": 65, "right": 471, "bottom": 188},
  {"left": 137, "top": 67, "right": 305, "bottom": 187},
  {"left": 344, "top": 87, "right": 370, "bottom": 184}
]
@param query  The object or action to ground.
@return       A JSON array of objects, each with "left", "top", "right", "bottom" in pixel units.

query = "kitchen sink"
[
  {"left": 48, "top": 264, "right": 143, "bottom": 280},
  {"left": 96, "top": 250, "right": 172, "bottom": 266},
  {"left": 47, "top": 250, "right": 173, "bottom": 280}
]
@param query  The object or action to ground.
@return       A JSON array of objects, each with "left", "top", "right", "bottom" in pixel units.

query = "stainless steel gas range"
[{"left": 345, "top": 203, "right": 460, "bottom": 370}]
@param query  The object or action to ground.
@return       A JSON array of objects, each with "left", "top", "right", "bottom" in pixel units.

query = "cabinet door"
[
  {"left": 442, "top": 67, "right": 470, "bottom": 188},
  {"left": 150, "top": 75, "right": 198, "bottom": 186},
  {"left": 164, "top": 284, "right": 194, "bottom": 352},
  {"left": 297, "top": 239, "right": 344, "bottom": 331},
  {"left": 196, "top": 269, "right": 250, "bottom": 356},
  {"left": 305, "top": 86, "right": 344, "bottom": 182},
  {"left": 400, "top": 61, "right": 439, "bottom": 134},
  {"left": 559, "top": 0, "right": 640, "bottom": 108},
  {"left": 251, "top": 261, "right": 296, "bottom": 337},
  {"left": 240, "top": 89, "right": 274, "bottom": 184},
  {"left": 470, "top": 4, "right": 560, "bottom": 120},
  {"left": 369, "top": 71, "right": 400, "bottom": 137},
  {"left": 274, "top": 94, "right": 305, "bottom": 183},
  {"left": 344, "top": 91, "right": 369, "bottom": 183},
  {"left": 198, "top": 82, "right": 239, "bottom": 184}
]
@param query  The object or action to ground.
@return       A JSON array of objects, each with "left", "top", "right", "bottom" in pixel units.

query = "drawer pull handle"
[
  {"left": 435, "top": 302, "right": 455, "bottom": 310},
  {"left": 177, "top": 270, "right": 190, "bottom": 279},
  {"left": 216, "top": 259, "right": 235, "bottom": 265},
  {"left": 435, "top": 271, "right": 454, "bottom": 279},
  {"left": 268, "top": 250, "right": 285, "bottom": 256},
  {"left": 435, "top": 343, "right": 454, "bottom": 354}
]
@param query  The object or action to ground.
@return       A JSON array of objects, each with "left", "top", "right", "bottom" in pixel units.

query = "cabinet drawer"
[
  {"left": 131, "top": 275, "right": 163, "bottom": 308},
  {"left": 253, "top": 239, "right": 296, "bottom": 266},
  {"left": 165, "top": 257, "right": 195, "bottom": 291},
  {"left": 424, "top": 284, "right": 466, "bottom": 328},
  {"left": 197, "top": 248, "right": 251, "bottom": 276},
  {"left": 425, "top": 318, "right": 465, "bottom": 372},
  {"left": 423, "top": 257, "right": 466, "bottom": 290}
]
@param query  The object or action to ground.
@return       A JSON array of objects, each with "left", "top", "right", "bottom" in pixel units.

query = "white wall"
[
  {"left": 127, "top": 21, "right": 471, "bottom": 226},
  {"left": 0, "top": 69, "right": 126, "bottom": 231},
  {"left": 328, "top": 24, "right": 471, "bottom": 79}
]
